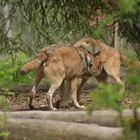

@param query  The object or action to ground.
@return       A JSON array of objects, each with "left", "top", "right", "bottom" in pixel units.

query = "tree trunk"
[
  {"left": 0, "top": 109, "right": 139, "bottom": 127},
  {"left": 137, "top": 44, "right": 140, "bottom": 61},
  {"left": 114, "top": 22, "right": 118, "bottom": 49},
  {"left": 3, "top": 3, "right": 12, "bottom": 48},
  {"left": 0, "top": 118, "right": 123, "bottom": 140}
]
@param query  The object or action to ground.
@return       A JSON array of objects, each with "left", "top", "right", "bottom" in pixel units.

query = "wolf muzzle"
[{"left": 19, "top": 68, "right": 27, "bottom": 75}]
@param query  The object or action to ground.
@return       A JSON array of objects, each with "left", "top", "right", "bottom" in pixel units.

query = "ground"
[
  {"left": 0, "top": 67, "right": 134, "bottom": 111},
  {"left": 2, "top": 82, "right": 94, "bottom": 111},
  {"left": 2, "top": 83, "right": 133, "bottom": 111}
]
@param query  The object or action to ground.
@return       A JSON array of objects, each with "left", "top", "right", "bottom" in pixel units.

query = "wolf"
[{"left": 20, "top": 43, "right": 101, "bottom": 110}]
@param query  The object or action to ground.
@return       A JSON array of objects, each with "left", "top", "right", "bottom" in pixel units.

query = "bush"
[
  {"left": 120, "top": 47, "right": 138, "bottom": 64},
  {"left": 0, "top": 96, "right": 10, "bottom": 139},
  {"left": 0, "top": 53, "right": 34, "bottom": 90},
  {"left": 87, "top": 63, "right": 140, "bottom": 139}
]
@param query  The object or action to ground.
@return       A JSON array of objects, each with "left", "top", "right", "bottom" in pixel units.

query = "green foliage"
[
  {"left": 87, "top": 83, "right": 126, "bottom": 113},
  {"left": 0, "top": 131, "right": 9, "bottom": 139},
  {"left": 125, "top": 66, "right": 140, "bottom": 140},
  {"left": 0, "top": 53, "right": 33, "bottom": 90},
  {"left": 120, "top": 47, "right": 138, "bottom": 64},
  {"left": 118, "top": 0, "right": 140, "bottom": 13},
  {"left": 93, "top": 15, "right": 114, "bottom": 43},
  {"left": 0, "top": 96, "right": 9, "bottom": 139},
  {"left": 0, "top": 96, "right": 9, "bottom": 110},
  {"left": 126, "top": 67, "right": 140, "bottom": 107},
  {"left": 118, "top": 0, "right": 140, "bottom": 44},
  {"left": 87, "top": 62, "right": 140, "bottom": 139},
  {"left": 0, "top": 0, "right": 139, "bottom": 56}
]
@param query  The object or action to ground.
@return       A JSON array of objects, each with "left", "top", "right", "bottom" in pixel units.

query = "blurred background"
[{"left": 0, "top": 0, "right": 140, "bottom": 89}]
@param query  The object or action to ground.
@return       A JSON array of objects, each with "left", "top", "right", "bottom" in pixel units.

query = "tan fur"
[
  {"left": 20, "top": 44, "right": 100, "bottom": 110},
  {"left": 129, "top": 61, "right": 140, "bottom": 68},
  {"left": 20, "top": 44, "right": 61, "bottom": 74},
  {"left": 43, "top": 46, "right": 101, "bottom": 110},
  {"left": 120, "top": 54, "right": 128, "bottom": 64},
  {"left": 74, "top": 37, "right": 125, "bottom": 95},
  {"left": 20, "top": 44, "right": 69, "bottom": 109},
  {"left": 21, "top": 37, "right": 126, "bottom": 109}
]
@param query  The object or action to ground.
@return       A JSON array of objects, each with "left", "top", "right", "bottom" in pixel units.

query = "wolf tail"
[
  {"left": 19, "top": 44, "right": 58, "bottom": 75},
  {"left": 20, "top": 51, "right": 48, "bottom": 75},
  {"left": 120, "top": 53, "right": 128, "bottom": 64}
]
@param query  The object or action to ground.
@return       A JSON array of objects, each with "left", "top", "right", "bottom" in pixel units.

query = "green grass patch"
[{"left": 0, "top": 53, "right": 33, "bottom": 90}]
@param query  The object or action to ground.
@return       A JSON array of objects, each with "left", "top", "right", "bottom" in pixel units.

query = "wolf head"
[{"left": 73, "top": 37, "right": 100, "bottom": 56}]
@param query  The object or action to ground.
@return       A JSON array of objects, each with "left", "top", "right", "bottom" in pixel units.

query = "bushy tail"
[
  {"left": 120, "top": 54, "right": 128, "bottom": 64},
  {"left": 20, "top": 51, "right": 48, "bottom": 75},
  {"left": 120, "top": 53, "right": 140, "bottom": 69},
  {"left": 19, "top": 44, "right": 60, "bottom": 74},
  {"left": 130, "top": 61, "right": 140, "bottom": 68}
]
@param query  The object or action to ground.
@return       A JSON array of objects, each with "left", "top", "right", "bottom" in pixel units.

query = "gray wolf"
[
  {"left": 73, "top": 37, "right": 127, "bottom": 100},
  {"left": 20, "top": 44, "right": 101, "bottom": 110}
]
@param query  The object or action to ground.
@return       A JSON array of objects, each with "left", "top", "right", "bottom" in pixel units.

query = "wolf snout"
[{"left": 19, "top": 68, "right": 26, "bottom": 75}]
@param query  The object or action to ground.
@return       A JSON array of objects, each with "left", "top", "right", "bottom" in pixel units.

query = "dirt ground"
[
  {"left": 1, "top": 82, "right": 134, "bottom": 111},
  {"left": 2, "top": 82, "right": 95, "bottom": 111}
]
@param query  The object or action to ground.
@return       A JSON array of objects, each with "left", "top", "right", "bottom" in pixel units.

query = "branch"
[{"left": 0, "top": 118, "right": 123, "bottom": 140}]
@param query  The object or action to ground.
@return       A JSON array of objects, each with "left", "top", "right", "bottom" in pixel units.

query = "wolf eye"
[{"left": 87, "top": 51, "right": 91, "bottom": 54}]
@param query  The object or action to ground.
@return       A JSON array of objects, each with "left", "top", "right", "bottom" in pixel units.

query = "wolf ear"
[
  {"left": 84, "top": 34, "right": 89, "bottom": 38},
  {"left": 80, "top": 45, "right": 93, "bottom": 54},
  {"left": 94, "top": 46, "right": 100, "bottom": 55},
  {"left": 83, "top": 45, "right": 100, "bottom": 55}
]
